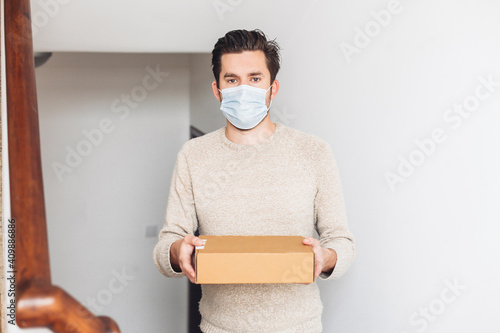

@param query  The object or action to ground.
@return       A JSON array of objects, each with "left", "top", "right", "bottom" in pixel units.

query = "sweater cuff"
[
  {"left": 318, "top": 238, "right": 355, "bottom": 280},
  {"left": 153, "top": 238, "right": 185, "bottom": 278}
]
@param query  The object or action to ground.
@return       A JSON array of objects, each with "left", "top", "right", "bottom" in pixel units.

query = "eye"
[
  {"left": 251, "top": 77, "right": 261, "bottom": 82},
  {"left": 227, "top": 79, "right": 237, "bottom": 84}
]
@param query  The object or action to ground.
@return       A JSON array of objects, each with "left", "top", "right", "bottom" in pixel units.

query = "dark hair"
[{"left": 211, "top": 29, "right": 281, "bottom": 87}]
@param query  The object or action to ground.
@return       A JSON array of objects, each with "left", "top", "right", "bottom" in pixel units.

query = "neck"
[{"left": 225, "top": 116, "right": 276, "bottom": 146}]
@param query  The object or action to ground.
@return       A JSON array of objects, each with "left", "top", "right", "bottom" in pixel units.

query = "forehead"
[{"left": 220, "top": 50, "right": 269, "bottom": 76}]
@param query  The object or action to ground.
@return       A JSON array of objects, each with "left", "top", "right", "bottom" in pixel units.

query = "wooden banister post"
[{"left": 4, "top": 0, "right": 121, "bottom": 331}]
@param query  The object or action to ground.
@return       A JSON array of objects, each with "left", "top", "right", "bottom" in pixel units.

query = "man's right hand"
[{"left": 170, "top": 235, "right": 204, "bottom": 283}]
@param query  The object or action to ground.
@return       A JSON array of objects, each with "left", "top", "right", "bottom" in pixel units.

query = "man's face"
[{"left": 212, "top": 50, "right": 278, "bottom": 108}]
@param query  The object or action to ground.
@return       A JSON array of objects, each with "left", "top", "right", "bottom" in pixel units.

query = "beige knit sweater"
[{"left": 153, "top": 122, "right": 355, "bottom": 333}]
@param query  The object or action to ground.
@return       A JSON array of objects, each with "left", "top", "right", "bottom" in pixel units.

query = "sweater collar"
[{"left": 220, "top": 122, "right": 283, "bottom": 152}]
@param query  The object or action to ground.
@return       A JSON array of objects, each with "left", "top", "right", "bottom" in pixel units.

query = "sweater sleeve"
[
  {"left": 314, "top": 141, "right": 355, "bottom": 281},
  {"left": 153, "top": 141, "right": 198, "bottom": 278}
]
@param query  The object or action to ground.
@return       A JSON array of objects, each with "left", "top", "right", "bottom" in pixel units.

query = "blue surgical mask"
[{"left": 218, "top": 85, "right": 273, "bottom": 130}]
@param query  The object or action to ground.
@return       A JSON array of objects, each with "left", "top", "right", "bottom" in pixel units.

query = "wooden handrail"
[{"left": 4, "top": 0, "right": 120, "bottom": 331}]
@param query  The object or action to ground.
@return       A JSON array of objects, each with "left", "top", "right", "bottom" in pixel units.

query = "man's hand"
[
  {"left": 301, "top": 237, "right": 337, "bottom": 284},
  {"left": 170, "top": 235, "right": 204, "bottom": 283}
]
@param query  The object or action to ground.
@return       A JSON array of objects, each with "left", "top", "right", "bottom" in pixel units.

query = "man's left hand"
[{"left": 302, "top": 237, "right": 337, "bottom": 281}]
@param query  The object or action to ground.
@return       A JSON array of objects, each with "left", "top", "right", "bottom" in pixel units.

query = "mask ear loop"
[
  {"left": 217, "top": 88, "right": 224, "bottom": 102},
  {"left": 266, "top": 84, "right": 274, "bottom": 111}
]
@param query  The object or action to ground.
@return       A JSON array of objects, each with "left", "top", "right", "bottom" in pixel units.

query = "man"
[{"left": 153, "top": 29, "right": 355, "bottom": 332}]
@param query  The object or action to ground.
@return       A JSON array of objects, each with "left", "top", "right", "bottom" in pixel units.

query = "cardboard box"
[{"left": 193, "top": 235, "right": 315, "bottom": 284}]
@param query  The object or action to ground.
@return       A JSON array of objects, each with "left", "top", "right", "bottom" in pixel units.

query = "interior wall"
[
  {"left": 4, "top": 52, "right": 191, "bottom": 333},
  {"left": 30, "top": 0, "right": 313, "bottom": 53},
  {"left": 189, "top": 53, "right": 225, "bottom": 133}
]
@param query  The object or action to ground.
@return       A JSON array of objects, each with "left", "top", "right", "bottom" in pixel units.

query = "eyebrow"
[{"left": 223, "top": 71, "right": 265, "bottom": 78}]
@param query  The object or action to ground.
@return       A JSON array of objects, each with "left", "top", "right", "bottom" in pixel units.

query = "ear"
[
  {"left": 270, "top": 79, "right": 280, "bottom": 100},
  {"left": 212, "top": 81, "right": 222, "bottom": 102}
]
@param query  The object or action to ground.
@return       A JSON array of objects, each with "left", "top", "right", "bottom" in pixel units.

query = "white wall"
[
  {"left": 4, "top": 52, "right": 191, "bottom": 333},
  {"left": 30, "top": 0, "right": 313, "bottom": 53},
  {"left": 189, "top": 54, "right": 225, "bottom": 133}
]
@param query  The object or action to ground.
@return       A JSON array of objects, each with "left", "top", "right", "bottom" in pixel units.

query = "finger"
[
  {"left": 181, "top": 237, "right": 201, "bottom": 281},
  {"left": 179, "top": 251, "right": 196, "bottom": 278},
  {"left": 191, "top": 236, "right": 203, "bottom": 246},
  {"left": 314, "top": 253, "right": 321, "bottom": 279},
  {"left": 184, "top": 256, "right": 196, "bottom": 278},
  {"left": 180, "top": 259, "right": 196, "bottom": 279},
  {"left": 184, "top": 234, "right": 199, "bottom": 246},
  {"left": 303, "top": 237, "right": 319, "bottom": 249},
  {"left": 303, "top": 238, "right": 320, "bottom": 279}
]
